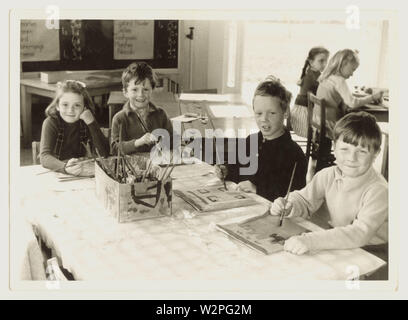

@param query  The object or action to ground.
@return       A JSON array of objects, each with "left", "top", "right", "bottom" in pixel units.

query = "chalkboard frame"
[{"left": 21, "top": 19, "right": 180, "bottom": 73}]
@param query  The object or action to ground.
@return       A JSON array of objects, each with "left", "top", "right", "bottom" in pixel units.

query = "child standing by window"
[
  {"left": 111, "top": 62, "right": 174, "bottom": 155},
  {"left": 291, "top": 46, "right": 329, "bottom": 138},
  {"left": 316, "top": 49, "right": 384, "bottom": 137},
  {"left": 215, "top": 77, "right": 307, "bottom": 202},
  {"left": 270, "top": 112, "right": 388, "bottom": 257},
  {"left": 40, "top": 80, "right": 110, "bottom": 176}
]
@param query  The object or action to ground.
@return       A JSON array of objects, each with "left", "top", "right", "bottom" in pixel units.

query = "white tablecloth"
[{"left": 13, "top": 163, "right": 386, "bottom": 280}]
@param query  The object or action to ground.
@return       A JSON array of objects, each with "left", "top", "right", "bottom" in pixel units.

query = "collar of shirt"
[
  {"left": 308, "top": 68, "right": 321, "bottom": 77},
  {"left": 333, "top": 166, "right": 375, "bottom": 191},
  {"left": 328, "top": 74, "right": 346, "bottom": 87},
  {"left": 123, "top": 100, "right": 158, "bottom": 117},
  {"left": 258, "top": 128, "right": 291, "bottom": 146}
]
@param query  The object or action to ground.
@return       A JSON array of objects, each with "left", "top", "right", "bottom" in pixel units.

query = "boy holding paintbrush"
[
  {"left": 215, "top": 77, "right": 307, "bottom": 202},
  {"left": 111, "top": 62, "right": 174, "bottom": 155},
  {"left": 270, "top": 112, "right": 388, "bottom": 257}
]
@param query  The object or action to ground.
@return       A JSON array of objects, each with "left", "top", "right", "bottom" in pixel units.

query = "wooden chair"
[
  {"left": 306, "top": 93, "right": 335, "bottom": 173},
  {"left": 32, "top": 141, "right": 40, "bottom": 165},
  {"left": 287, "top": 106, "right": 308, "bottom": 151}
]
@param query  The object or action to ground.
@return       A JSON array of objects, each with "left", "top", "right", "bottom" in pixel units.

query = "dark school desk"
[
  {"left": 13, "top": 162, "right": 386, "bottom": 283},
  {"left": 354, "top": 105, "right": 389, "bottom": 122}
]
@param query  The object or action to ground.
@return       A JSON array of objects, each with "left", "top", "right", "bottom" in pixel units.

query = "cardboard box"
[
  {"left": 40, "top": 71, "right": 71, "bottom": 84},
  {"left": 95, "top": 157, "right": 172, "bottom": 223}
]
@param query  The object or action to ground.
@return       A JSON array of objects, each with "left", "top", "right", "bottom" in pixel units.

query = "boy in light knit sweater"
[{"left": 270, "top": 111, "right": 388, "bottom": 255}]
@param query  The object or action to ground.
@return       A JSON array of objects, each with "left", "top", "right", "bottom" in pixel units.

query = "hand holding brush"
[
  {"left": 268, "top": 162, "right": 297, "bottom": 226},
  {"left": 278, "top": 162, "right": 297, "bottom": 226}
]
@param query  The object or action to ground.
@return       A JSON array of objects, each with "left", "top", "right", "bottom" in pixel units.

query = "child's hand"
[
  {"left": 237, "top": 180, "right": 256, "bottom": 193},
  {"left": 214, "top": 164, "right": 227, "bottom": 180},
  {"left": 135, "top": 133, "right": 157, "bottom": 148},
  {"left": 79, "top": 109, "right": 95, "bottom": 125},
  {"left": 284, "top": 236, "right": 309, "bottom": 255},
  {"left": 64, "top": 158, "right": 82, "bottom": 176},
  {"left": 371, "top": 90, "right": 384, "bottom": 103},
  {"left": 269, "top": 197, "right": 294, "bottom": 217},
  {"left": 80, "top": 161, "right": 95, "bottom": 177}
]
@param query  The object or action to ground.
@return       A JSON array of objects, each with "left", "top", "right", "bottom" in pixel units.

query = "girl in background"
[
  {"left": 316, "top": 49, "right": 384, "bottom": 137},
  {"left": 40, "top": 80, "right": 110, "bottom": 176},
  {"left": 291, "top": 46, "right": 329, "bottom": 137},
  {"left": 312, "top": 49, "right": 384, "bottom": 172}
]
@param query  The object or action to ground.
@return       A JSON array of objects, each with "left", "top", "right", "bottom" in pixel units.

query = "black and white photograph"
[{"left": 3, "top": 0, "right": 407, "bottom": 301}]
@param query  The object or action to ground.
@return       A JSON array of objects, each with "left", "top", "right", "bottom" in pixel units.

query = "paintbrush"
[
  {"left": 160, "top": 153, "right": 174, "bottom": 181},
  {"left": 95, "top": 148, "right": 113, "bottom": 178},
  {"left": 58, "top": 176, "right": 93, "bottom": 182},
  {"left": 279, "top": 162, "right": 297, "bottom": 227},
  {"left": 116, "top": 123, "right": 123, "bottom": 180},
  {"left": 141, "top": 159, "right": 152, "bottom": 182},
  {"left": 163, "top": 164, "right": 176, "bottom": 181},
  {"left": 118, "top": 149, "right": 138, "bottom": 177},
  {"left": 214, "top": 137, "right": 227, "bottom": 190},
  {"left": 37, "top": 158, "right": 96, "bottom": 175}
]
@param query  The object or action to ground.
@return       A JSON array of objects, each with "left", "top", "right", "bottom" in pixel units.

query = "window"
[
  {"left": 241, "top": 20, "right": 387, "bottom": 105},
  {"left": 227, "top": 21, "right": 238, "bottom": 88}
]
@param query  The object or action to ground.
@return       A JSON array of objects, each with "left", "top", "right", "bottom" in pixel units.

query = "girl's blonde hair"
[
  {"left": 318, "top": 49, "right": 359, "bottom": 83},
  {"left": 45, "top": 80, "right": 96, "bottom": 118}
]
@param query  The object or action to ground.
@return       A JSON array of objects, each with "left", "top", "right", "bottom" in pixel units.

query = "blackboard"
[{"left": 21, "top": 20, "right": 179, "bottom": 72}]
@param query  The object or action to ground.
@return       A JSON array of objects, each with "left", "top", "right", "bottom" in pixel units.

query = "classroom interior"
[
  {"left": 15, "top": 17, "right": 391, "bottom": 283},
  {"left": 19, "top": 19, "right": 390, "bottom": 176}
]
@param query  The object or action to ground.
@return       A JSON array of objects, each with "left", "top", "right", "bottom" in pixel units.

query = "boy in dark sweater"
[{"left": 215, "top": 77, "right": 307, "bottom": 202}]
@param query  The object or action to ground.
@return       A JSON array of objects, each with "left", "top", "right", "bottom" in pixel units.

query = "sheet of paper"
[
  {"left": 171, "top": 115, "right": 200, "bottom": 123},
  {"left": 174, "top": 184, "right": 258, "bottom": 212},
  {"left": 20, "top": 20, "right": 60, "bottom": 62},
  {"left": 114, "top": 20, "right": 154, "bottom": 60},
  {"left": 217, "top": 213, "right": 310, "bottom": 254}
]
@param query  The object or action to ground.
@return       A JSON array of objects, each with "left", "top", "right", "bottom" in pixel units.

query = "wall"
[
  {"left": 179, "top": 20, "right": 241, "bottom": 94},
  {"left": 179, "top": 20, "right": 210, "bottom": 92},
  {"left": 206, "top": 21, "right": 225, "bottom": 93}
]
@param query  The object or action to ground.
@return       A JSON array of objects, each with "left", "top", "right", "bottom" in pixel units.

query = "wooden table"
[
  {"left": 351, "top": 90, "right": 389, "bottom": 122},
  {"left": 357, "top": 105, "right": 388, "bottom": 122},
  {"left": 13, "top": 163, "right": 386, "bottom": 282},
  {"left": 177, "top": 94, "right": 256, "bottom": 163},
  {"left": 20, "top": 76, "right": 122, "bottom": 146}
]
